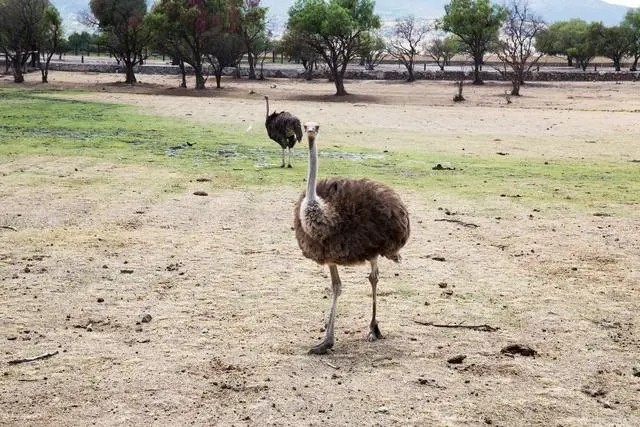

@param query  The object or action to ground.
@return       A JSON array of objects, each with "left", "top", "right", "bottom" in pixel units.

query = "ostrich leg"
[
  {"left": 287, "top": 147, "right": 293, "bottom": 168},
  {"left": 280, "top": 148, "right": 286, "bottom": 168},
  {"left": 309, "top": 264, "right": 341, "bottom": 354},
  {"left": 367, "top": 257, "right": 383, "bottom": 341}
]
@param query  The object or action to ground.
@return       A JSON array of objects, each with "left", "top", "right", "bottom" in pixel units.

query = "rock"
[
  {"left": 447, "top": 354, "right": 466, "bottom": 364},
  {"left": 375, "top": 406, "right": 389, "bottom": 414},
  {"left": 97, "top": 297, "right": 104, "bottom": 303},
  {"left": 501, "top": 344, "right": 537, "bottom": 357},
  {"left": 193, "top": 191, "right": 208, "bottom": 196},
  {"left": 141, "top": 314, "right": 152, "bottom": 323}
]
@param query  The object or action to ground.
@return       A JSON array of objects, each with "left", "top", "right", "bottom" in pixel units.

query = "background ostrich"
[
  {"left": 264, "top": 96, "right": 303, "bottom": 168},
  {"left": 294, "top": 122, "right": 410, "bottom": 354}
]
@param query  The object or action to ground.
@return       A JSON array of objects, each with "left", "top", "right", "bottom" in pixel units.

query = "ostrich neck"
[{"left": 306, "top": 136, "right": 318, "bottom": 202}]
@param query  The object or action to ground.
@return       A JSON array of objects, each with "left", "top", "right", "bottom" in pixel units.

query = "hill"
[{"left": 51, "top": 0, "right": 633, "bottom": 36}]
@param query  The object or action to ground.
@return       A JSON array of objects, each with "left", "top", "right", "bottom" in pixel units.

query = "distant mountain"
[
  {"left": 51, "top": 0, "right": 633, "bottom": 36},
  {"left": 262, "top": 0, "right": 632, "bottom": 28}
]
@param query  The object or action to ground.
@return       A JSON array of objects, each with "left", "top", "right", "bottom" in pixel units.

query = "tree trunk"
[
  {"left": 215, "top": 71, "right": 222, "bottom": 88},
  {"left": 195, "top": 69, "right": 206, "bottom": 89},
  {"left": 407, "top": 60, "right": 415, "bottom": 82},
  {"left": 631, "top": 56, "right": 639, "bottom": 71},
  {"left": 124, "top": 63, "right": 137, "bottom": 84},
  {"left": 247, "top": 52, "right": 256, "bottom": 80},
  {"left": 511, "top": 79, "right": 520, "bottom": 96},
  {"left": 178, "top": 60, "right": 187, "bottom": 88},
  {"left": 333, "top": 70, "right": 347, "bottom": 96},
  {"left": 11, "top": 53, "right": 24, "bottom": 83},
  {"left": 472, "top": 55, "right": 483, "bottom": 85}
]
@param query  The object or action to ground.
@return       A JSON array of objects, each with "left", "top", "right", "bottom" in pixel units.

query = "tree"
[
  {"left": 494, "top": 0, "right": 545, "bottom": 96},
  {"left": 598, "top": 25, "right": 632, "bottom": 71},
  {"left": 280, "top": 28, "right": 319, "bottom": 79},
  {"left": 358, "top": 31, "right": 386, "bottom": 71},
  {"left": 0, "top": 0, "right": 50, "bottom": 83},
  {"left": 67, "top": 31, "right": 93, "bottom": 56},
  {"left": 439, "top": 0, "right": 507, "bottom": 85},
  {"left": 149, "top": 0, "right": 232, "bottom": 90},
  {"left": 89, "top": 0, "right": 151, "bottom": 84},
  {"left": 387, "top": 16, "right": 430, "bottom": 82},
  {"left": 204, "top": 32, "right": 244, "bottom": 88},
  {"left": 38, "top": 5, "right": 64, "bottom": 83},
  {"left": 622, "top": 8, "right": 640, "bottom": 71},
  {"left": 235, "top": 0, "right": 268, "bottom": 80},
  {"left": 424, "top": 35, "right": 460, "bottom": 71},
  {"left": 287, "top": 0, "right": 381, "bottom": 96},
  {"left": 536, "top": 19, "right": 603, "bottom": 71}
]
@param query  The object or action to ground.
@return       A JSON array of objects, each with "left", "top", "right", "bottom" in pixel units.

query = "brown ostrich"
[
  {"left": 264, "top": 96, "right": 303, "bottom": 168},
  {"left": 294, "top": 122, "right": 410, "bottom": 354}
]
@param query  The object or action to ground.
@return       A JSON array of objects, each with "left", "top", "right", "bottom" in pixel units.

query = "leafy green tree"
[
  {"left": 89, "top": 0, "right": 151, "bottom": 84},
  {"left": 67, "top": 31, "right": 93, "bottom": 56},
  {"left": 38, "top": 5, "right": 64, "bottom": 83},
  {"left": 204, "top": 32, "right": 244, "bottom": 88},
  {"left": 235, "top": 0, "right": 268, "bottom": 80},
  {"left": 287, "top": 0, "right": 381, "bottom": 96},
  {"left": 0, "top": 0, "right": 50, "bottom": 83},
  {"left": 387, "top": 16, "right": 430, "bottom": 82},
  {"left": 280, "top": 28, "right": 319, "bottom": 79},
  {"left": 622, "top": 8, "right": 640, "bottom": 71},
  {"left": 439, "top": 0, "right": 507, "bottom": 85},
  {"left": 358, "top": 31, "right": 386, "bottom": 71},
  {"left": 536, "top": 19, "right": 602, "bottom": 70},
  {"left": 423, "top": 35, "right": 460, "bottom": 70},
  {"left": 567, "top": 21, "right": 603, "bottom": 71},
  {"left": 598, "top": 25, "right": 632, "bottom": 71},
  {"left": 494, "top": 0, "right": 545, "bottom": 96},
  {"left": 149, "top": 0, "right": 231, "bottom": 90}
]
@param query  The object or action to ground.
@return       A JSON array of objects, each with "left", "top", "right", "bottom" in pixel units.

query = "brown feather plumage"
[{"left": 294, "top": 178, "right": 410, "bottom": 266}]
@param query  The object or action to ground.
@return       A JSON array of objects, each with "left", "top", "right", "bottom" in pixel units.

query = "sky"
[{"left": 604, "top": 0, "right": 640, "bottom": 5}]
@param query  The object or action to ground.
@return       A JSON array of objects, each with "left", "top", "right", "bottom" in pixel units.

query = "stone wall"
[{"left": 46, "top": 62, "right": 640, "bottom": 82}]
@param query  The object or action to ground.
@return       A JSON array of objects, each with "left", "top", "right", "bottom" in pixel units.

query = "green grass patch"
[{"left": 1, "top": 88, "right": 638, "bottom": 213}]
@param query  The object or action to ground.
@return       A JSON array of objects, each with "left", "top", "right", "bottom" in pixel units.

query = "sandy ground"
[{"left": 1, "top": 72, "right": 640, "bottom": 426}]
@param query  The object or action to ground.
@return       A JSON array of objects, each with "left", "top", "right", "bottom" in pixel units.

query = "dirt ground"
[{"left": 1, "top": 72, "right": 640, "bottom": 426}]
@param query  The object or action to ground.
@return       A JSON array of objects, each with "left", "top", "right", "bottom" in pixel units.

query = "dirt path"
[{"left": 1, "top": 73, "right": 639, "bottom": 425}]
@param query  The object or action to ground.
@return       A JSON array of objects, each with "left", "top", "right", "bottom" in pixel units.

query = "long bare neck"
[
  {"left": 306, "top": 135, "right": 318, "bottom": 201},
  {"left": 265, "top": 97, "right": 269, "bottom": 119}
]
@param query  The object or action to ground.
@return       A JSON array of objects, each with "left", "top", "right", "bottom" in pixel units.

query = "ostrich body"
[
  {"left": 264, "top": 96, "right": 302, "bottom": 168},
  {"left": 294, "top": 122, "right": 410, "bottom": 354}
]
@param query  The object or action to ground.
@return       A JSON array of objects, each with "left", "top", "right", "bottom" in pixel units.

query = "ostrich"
[
  {"left": 294, "top": 122, "right": 410, "bottom": 354},
  {"left": 264, "top": 96, "right": 303, "bottom": 168}
]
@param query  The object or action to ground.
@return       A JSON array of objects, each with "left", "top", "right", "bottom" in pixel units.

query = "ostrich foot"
[
  {"left": 287, "top": 164, "right": 292, "bottom": 168},
  {"left": 308, "top": 339, "right": 334, "bottom": 355},
  {"left": 366, "top": 322, "right": 383, "bottom": 342}
]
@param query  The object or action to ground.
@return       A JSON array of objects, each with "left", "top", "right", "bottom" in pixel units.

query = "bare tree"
[
  {"left": 494, "top": 0, "right": 545, "bottom": 96},
  {"left": 387, "top": 16, "right": 430, "bottom": 82}
]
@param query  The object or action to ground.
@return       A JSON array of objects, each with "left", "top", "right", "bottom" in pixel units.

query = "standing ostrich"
[
  {"left": 294, "top": 122, "right": 410, "bottom": 354},
  {"left": 264, "top": 96, "right": 303, "bottom": 168}
]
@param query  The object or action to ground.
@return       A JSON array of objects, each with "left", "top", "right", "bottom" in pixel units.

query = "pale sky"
[{"left": 604, "top": 0, "right": 640, "bottom": 6}]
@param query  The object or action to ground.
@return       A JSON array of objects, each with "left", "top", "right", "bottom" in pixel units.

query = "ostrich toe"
[
  {"left": 308, "top": 339, "right": 334, "bottom": 355},
  {"left": 366, "top": 322, "right": 383, "bottom": 342}
]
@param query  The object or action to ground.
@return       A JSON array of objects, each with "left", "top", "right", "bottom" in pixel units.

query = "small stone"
[
  {"left": 447, "top": 354, "right": 466, "bottom": 364},
  {"left": 7, "top": 336, "right": 17, "bottom": 341},
  {"left": 193, "top": 191, "right": 208, "bottom": 196},
  {"left": 141, "top": 314, "right": 152, "bottom": 323},
  {"left": 375, "top": 406, "right": 389, "bottom": 414},
  {"left": 438, "top": 282, "right": 448, "bottom": 289},
  {"left": 632, "top": 367, "right": 640, "bottom": 377},
  {"left": 97, "top": 298, "right": 104, "bottom": 303}
]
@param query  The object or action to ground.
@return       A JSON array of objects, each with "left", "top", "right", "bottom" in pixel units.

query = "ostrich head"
[{"left": 304, "top": 122, "right": 320, "bottom": 139}]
